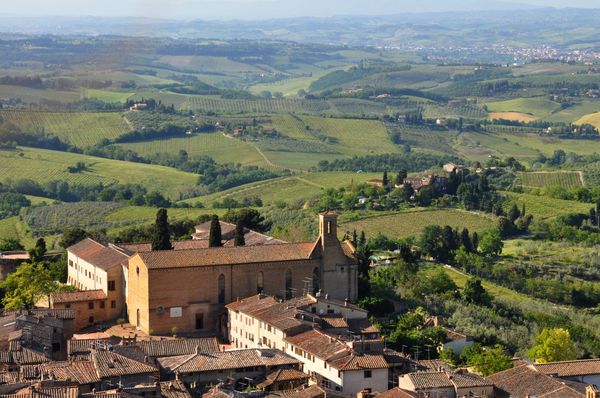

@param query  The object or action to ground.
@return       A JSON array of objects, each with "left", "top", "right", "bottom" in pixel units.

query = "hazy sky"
[{"left": 1, "top": 0, "right": 599, "bottom": 20}]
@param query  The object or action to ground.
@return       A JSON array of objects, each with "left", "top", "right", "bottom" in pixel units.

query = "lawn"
[
  {"left": 0, "top": 110, "right": 131, "bottom": 147},
  {"left": 340, "top": 209, "right": 496, "bottom": 239},
  {"left": 0, "top": 147, "right": 200, "bottom": 200},
  {"left": 503, "top": 192, "right": 592, "bottom": 220},
  {"left": 485, "top": 97, "right": 561, "bottom": 118},
  {"left": 518, "top": 171, "right": 583, "bottom": 189}
]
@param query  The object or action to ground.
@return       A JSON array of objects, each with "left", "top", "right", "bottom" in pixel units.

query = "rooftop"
[
  {"left": 68, "top": 238, "right": 128, "bottom": 270},
  {"left": 50, "top": 290, "right": 107, "bottom": 304},
  {"left": 534, "top": 359, "right": 600, "bottom": 377},
  {"left": 137, "top": 337, "right": 220, "bottom": 357},
  {"left": 487, "top": 364, "right": 584, "bottom": 398},
  {"left": 405, "top": 372, "right": 453, "bottom": 390}
]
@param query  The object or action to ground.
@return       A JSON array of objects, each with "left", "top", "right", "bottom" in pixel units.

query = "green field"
[
  {"left": 105, "top": 206, "right": 227, "bottom": 226},
  {"left": 503, "top": 192, "right": 592, "bottom": 220},
  {"left": 0, "top": 85, "right": 80, "bottom": 104},
  {"left": 0, "top": 147, "right": 199, "bottom": 199},
  {"left": 0, "top": 110, "right": 131, "bottom": 147},
  {"left": 340, "top": 209, "right": 496, "bottom": 239},
  {"left": 544, "top": 101, "right": 600, "bottom": 123},
  {"left": 84, "top": 89, "right": 134, "bottom": 103},
  {"left": 485, "top": 97, "right": 561, "bottom": 118},
  {"left": 518, "top": 171, "right": 583, "bottom": 188}
]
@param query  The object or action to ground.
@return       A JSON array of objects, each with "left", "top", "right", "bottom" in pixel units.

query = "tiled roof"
[
  {"left": 0, "top": 386, "right": 79, "bottom": 398},
  {"left": 348, "top": 318, "right": 379, "bottom": 334},
  {"left": 229, "top": 295, "right": 316, "bottom": 332},
  {"left": 114, "top": 240, "right": 210, "bottom": 254},
  {"left": 51, "top": 290, "right": 107, "bottom": 304},
  {"left": 375, "top": 388, "right": 417, "bottom": 398},
  {"left": 69, "top": 239, "right": 128, "bottom": 271},
  {"left": 92, "top": 350, "right": 158, "bottom": 378},
  {"left": 283, "top": 385, "right": 325, "bottom": 398},
  {"left": 284, "top": 329, "right": 348, "bottom": 362},
  {"left": 406, "top": 372, "right": 453, "bottom": 390},
  {"left": 24, "top": 361, "right": 100, "bottom": 384},
  {"left": 320, "top": 316, "right": 348, "bottom": 329},
  {"left": 158, "top": 349, "right": 299, "bottom": 374},
  {"left": 449, "top": 372, "right": 492, "bottom": 388},
  {"left": 0, "top": 372, "right": 18, "bottom": 384},
  {"left": 67, "top": 338, "right": 118, "bottom": 357},
  {"left": 534, "top": 359, "right": 600, "bottom": 377},
  {"left": 329, "top": 354, "right": 388, "bottom": 370},
  {"left": 160, "top": 380, "right": 193, "bottom": 398},
  {"left": 257, "top": 368, "right": 308, "bottom": 388},
  {"left": 416, "top": 359, "right": 451, "bottom": 372},
  {"left": 67, "top": 238, "right": 105, "bottom": 259},
  {"left": 12, "top": 348, "right": 50, "bottom": 365},
  {"left": 138, "top": 338, "right": 220, "bottom": 357},
  {"left": 486, "top": 365, "right": 582, "bottom": 398},
  {"left": 136, "top": 243, "right": 315, "bottom": 270}
]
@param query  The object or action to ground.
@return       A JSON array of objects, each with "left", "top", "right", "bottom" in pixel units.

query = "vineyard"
[
  {"left": 518, "top": 171, "right": 583, "bottom": 189},
  {"left": 181, "top": 96, "right": 332, "bottom": 114},
  {"left": 0, "top": 147, "right": 200, "bottom": 199},
  {"left": 340, "top": 209, "right": 496, "bottom": 239},
  {"left": 584, "top": 162, "right": 600, "bottom": 186},
  {"left": 422, "top": 103, "right": 487, "bottom": 119},
  {"left": 0, "top": 110, "right": 131, "bottom": 147},
  {"left": 22, "top": 202, "right": 124, "bottom": 235}
]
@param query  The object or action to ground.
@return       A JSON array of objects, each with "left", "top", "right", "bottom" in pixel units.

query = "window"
[
  {"left": 100, "top": 301, "right": 105, "bottom": 309},
  {"left": 136, "top": 267, "right": 140, "bottom": 276},
  {"left": 111, "top": 300, "right": 116, "bottom": 309},
  {"left": 68, "top": 260, "right": 73, "bottom": 267},
  {"left": 218, "top": 274, "right": 226, "bottom": 304},
  {"left": 312, "top": 268, "right": 320, "bottom": 293},
  {"left": 364, "top": 370, "right": 372, "bottom": 379},
  {"left": 88, "top": 302, "right": 94, "bottom": 310},
  {"left": 108, "top": 280, "right": 116, "bottom": 291},
  {"left": 88, "top": 316, "right": 94, "bottom": 324},
  {"left": 195, "top": 313, "right": 204, "bottom": 330},
  {"left": 65, "top": 304, "right": 71, "bottom": 309}
]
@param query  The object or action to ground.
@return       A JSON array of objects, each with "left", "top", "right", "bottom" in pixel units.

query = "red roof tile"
[{"left": 51, "top": 290, "right": 107, "bottom": 304}]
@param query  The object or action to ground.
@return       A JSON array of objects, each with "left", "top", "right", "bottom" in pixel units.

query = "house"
[
  {"left": 129, "top": 103, "right": 148, "bottom": 111},
  {"left": 256, "top": 368, "right": 309, "bottom": 391},
  {"left": 127, "top": 212, "right": 358, "bottom": 336},
  {"left": 443, "top": 163, "right": 464, "bottom": 174},
  {"left": 156, "top": 348, "right": 301, "bottom": 386},
  {"left": 398, "top": 371, "right": 493, "bottom": 398},
  {"left": 49, "top": 290, "right": 110, "bottom": 331},
  {"left": 441, "top": 327, "right": 473, "bottom": 355},
  {"left": 367, "top": 179, "right": 385, "bottom": 188},
  {"left": 227, "top": 293, "right": 388, "bottom": 396},
  {"left": 66, "top": 238, "right": 129, "bottom": 322},
  {"left": 487, "top": 364, "right": 592, "bottom": 398},
  {"left": 534, "top": 359, "right": 600, "bottom": 387},
  {"left": 0, "top": 251, "right": 29, "bottom": 280}
]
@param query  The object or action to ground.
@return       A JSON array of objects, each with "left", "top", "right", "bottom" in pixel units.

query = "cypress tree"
[
  {"left": 234, "top": 218, "right": 245, "bottom": 247},
  {"left": 472, "top": 232, "right": 479, "bottom": 253},
  {"left": 382, "top": 170, "right": 389, "bottom": 189},
  {"left": 208, "top": 215, "right": 222, "bottom": 248},
  {"left": 151, "top": 209, "right": 172, "bottom": 251}
]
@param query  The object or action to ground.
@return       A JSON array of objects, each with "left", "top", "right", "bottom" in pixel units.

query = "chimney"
[{"left": 344, "top": 298, "right": 349, "bottom": 307}]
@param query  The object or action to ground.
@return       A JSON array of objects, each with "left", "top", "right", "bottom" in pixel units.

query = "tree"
[
  {"left": 462, "top": 277, "right": 492, "bottom": 306},
  {"left": 528, "top": 328, "right": 578, "bottom": 363},
  {"left": 59, "top": 228, "right": 88, "bottom": 249},
  {"left": 29, "top": 238, "right": 46, "bottom": 263},
  {"left": 508, "top": 203, "right": 521, "bottom": 223},
  {"left": 382, "top": 170, "right": 389, "bottom": 190},
  {"left": 0, "top": 238, "right": 24, "bottom": 252},
  {"left": 460, "top": 228, "right": 473, "bottom": 252},
  {"left": 479, "top": 229, "right": 503, "bottom": 257},
  {"left": 208, "top": 215, "right": 222, "bottom": 248},
  {"left": 395, "top": 170, "right": 408, "bottom": 185},
  {"left": 471, "top": 232, "right": 479, "bottom": 253},
  {"left": 151, "top": 209, "right": 173, "bottom": 251},
  {"left": 0, "top": 262, "right": 57, "bottom": 309},
  {"left": 467, "top": 345, "right": 512, "bottom": 376},
  {"left": 234, "top": 218, "right": 245, "bottom": 247},
  {"left": 401, "top": 183, "right": 414, "bottom": 202}
]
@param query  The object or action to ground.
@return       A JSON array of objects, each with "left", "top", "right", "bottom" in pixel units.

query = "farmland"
[
  {"left": 485, "top": 97, "right": 560, "bottom": 119},
  {"left": 22, "top": 202, "right": 123, "bottom": 234},
  {"left": 488, "top": 112, "right": 538, "bottom": 122},
  {"left": 340, "top": 209, "right": 496, "bottom": 239},
  {"left": 518, "top": 171, "right": 583, "bottom": 188},
  {"left": 0, "top": 147, "right": 200, "bottom": 199},
  {"left": 575, "top": 112, "right": 600, "bottom": 130},
  {"left": 503, "top": 192, "right": 592, "bottom": 220},
  {"left": 0, "top": 110, "right": 131, "bottom": 147}
]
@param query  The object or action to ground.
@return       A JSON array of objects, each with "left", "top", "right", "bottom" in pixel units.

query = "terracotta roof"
[
  {"left": 0, "top": 372, "right": 18, "bottom": 384},
  {"left": 158, "top": 349, "right": 299, "bottom": 374},
  {"left": 284, "top": 329, "right": 348, "bottom": 362},
  {"left": 321, "top": 316, "right": 348, "bottom": 329},
  {"left": 51, "top": 290, "right": 107, "bottom": 304},
  {"left": 257, "top": 368, "right": 309, "bottom": 388},
  {"left": 138, "top": 338, "right": 220, "bottom": 357},
  {"left": 160, "top": 380, "right": 193, "bottom": 398},
  {"left": 376, "top": 388, "right": 417, "bottom": 398},
  {"left": 416, "top": 359, "right": 451, "bottom": 372},
  {"left": 136, "top": 242, "right": 315, "bottom": 270},
  {"left": 405, "top": 372, "right": 453, "bottom": 390},
  {"left": 329, "top": 354, "right": 388, "bottom": 370},
  {"left": 486, "top": 365, "right": 582, "bottom": 398},
  {"left": 284, "top": 385, "right": 325, "bottom": 398},
  {"left": 67, "top": 338, "right": 119, "bottom": 357},
  {"left": 67, "top": 238, "right": 105, "bottom": 259},
  {"left": 348, "top": 318, "right": 379, "bottom": 335},
  {"left": 534, "top": 359, "right": 600, "bottom": 377},
  {"left": 23, "top": 361, "right": 100, "bottom": 384},
  {"left": 449, "top": 372, "right": 492, "bottom": 388},
  {"left": 92, "top": 350, "right": 158, "bottom": 378},
  {"left": 0, "top": 386, "right": 79, "bottom": 398},
  {"left": 68, "top": 239, "right": 128, "bottom": 270}
]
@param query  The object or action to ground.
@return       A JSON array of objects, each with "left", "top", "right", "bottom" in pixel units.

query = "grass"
[
  {"left": 0, "top": 216, "right": 47, "bottom": 249},
  {"left": 488, "top": 112, "right": 539, "bottom": 122},
  {"left": 105, "top": 206, "right": 227, "bottom": 225},
  {"left": 575, "top": 112, "right": 600, "bottom": 129},
  {"left": 339, "top": 209, "right": 496, "bottom": 239},
  {"left": 485, "top": 97, "right": 561, "bottom": 118},
  {"left": 518, "top": 171, "right": 583, "bottom": 189},
  {"left": 0, "top": 147, "right": 200, "bottom": 200},
  {"left": 84, "top": 89, "right": 134, "bottom": 103},
  {"left": 0, "top": 110, "right": 131, "bottom": 147},
  {"left": 503, "top": 192, "right": 592, "bottom": 220},
  {"left": 544, "top": 100, "right": 600, "bottom": 124},
  {"left": 25, "top": 195, "right": 59, "bottom": 206},
  {"left": 248, "top": 69, "right": 338, "bottom": 97},
  {"left": 118, "top": 132, "right": 270, "bottom": 168},
  {"left": 0, "top": 84, "right": 80, "bottom": 104}
]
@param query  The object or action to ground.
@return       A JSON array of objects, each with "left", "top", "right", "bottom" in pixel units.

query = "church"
[{"left": 126, "top": 211, "right": 358, "bottom": 336}]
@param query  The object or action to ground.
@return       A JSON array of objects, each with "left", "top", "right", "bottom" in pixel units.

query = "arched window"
[
  {"left": 257, "top": 272, "right": 264, "bottom": 294},
  {"left": 312, "top": 267, "right": 320, "bottom": 294},
  {"left": 285, "top": 269, "right": 292, "bottom": 299},
  {"left": 218, "top": 274, "right": 226, "bottom": 304}
]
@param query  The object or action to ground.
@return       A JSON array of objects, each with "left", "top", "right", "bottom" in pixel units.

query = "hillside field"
[
  {"left": 0, "top": 110, "right": 131, "bottom": 147},
  {"left": 0, "top": 147, "right": 199, "bottom": 199},
  {"left": 503, "top": 192, "right": 592, "bottom": 220},
  {"left": 485, "top": 97, "right": 560, "bottom": 118},
  {"left": 518, "top": 171, "right": 583, "bottom": 188},
  {"left": 340, "top": 209, "right": 496, "bottom": 239}
]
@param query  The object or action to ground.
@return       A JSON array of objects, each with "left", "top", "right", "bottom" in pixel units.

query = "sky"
[{"left": 1, "top": 0, "right": 599, "bottom": 20}]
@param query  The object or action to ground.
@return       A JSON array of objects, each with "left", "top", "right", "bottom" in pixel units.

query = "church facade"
[{"left": 126, "top": 212, "right": 358, "bottom": 336}]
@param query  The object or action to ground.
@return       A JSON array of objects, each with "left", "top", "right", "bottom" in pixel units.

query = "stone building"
[{"left": 127, "top": 212, "right": 357, "bottom": 336}]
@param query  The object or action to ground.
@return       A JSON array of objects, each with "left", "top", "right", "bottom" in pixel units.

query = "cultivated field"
[
  {"left": 488, "top": 112, "right": 538, "bottom": 122},
  {"left": 518, "top": 171, "right": 583, "bottom": 188},
  {"left": 485, "top": 97, "right": 560, "bottom": 118},
  {"left": 575, "top": 112, "right": 600, "bottom": 130},
  {"left": 0, "top": 110, "right": 131, "bottom": 147},
  {"left": 340, "top": 209, "right": 496, "bottom": 239},
  {"left": 503, "top": 192, "right": 592, "bottom": 220},
  {"left": 0, "top": 147, "right": 200, "bottom": 199}
]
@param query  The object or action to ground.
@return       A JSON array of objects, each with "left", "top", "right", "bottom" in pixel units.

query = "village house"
[
  {"left": 397, "top": 371, "right": 493, "bottom": 398},
  {"left": 127, "top": 212, "right": 357, "bottom": 336},
  {"left": 226, "top": 293, "right": 389, "bottom": 396},
  {"left": 533, "top": 359, "right": 600, "bottom": 388}
]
